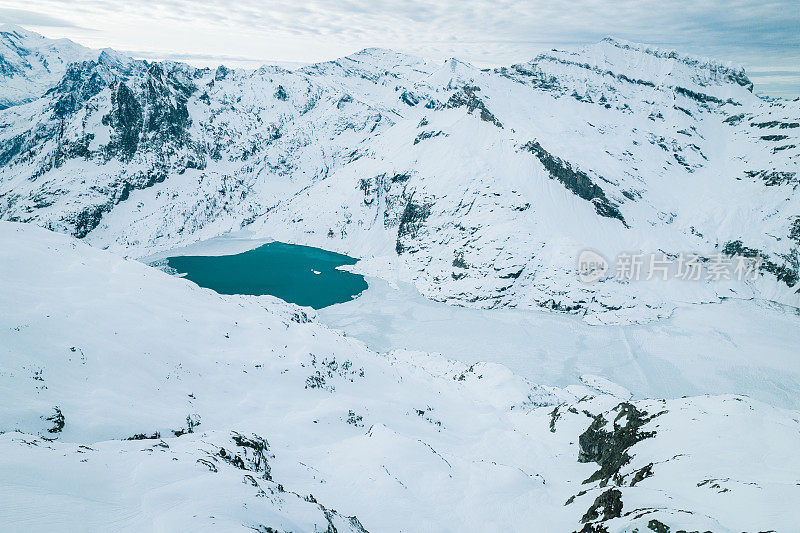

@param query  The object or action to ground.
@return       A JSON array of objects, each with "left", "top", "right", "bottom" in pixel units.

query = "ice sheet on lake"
[{"left": 319, "top": 278, "right": 800, "bottom": 409}]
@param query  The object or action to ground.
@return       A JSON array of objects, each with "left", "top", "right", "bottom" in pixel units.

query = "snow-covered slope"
[
  {"left": 0, "top": 24, "right": 99, "bottom": 109},
  {"left": 2, "top": 221, "right": 799, "bottom": 532},
  {"left": 0, "top": 29, "right": 798, "bottom": 323}
]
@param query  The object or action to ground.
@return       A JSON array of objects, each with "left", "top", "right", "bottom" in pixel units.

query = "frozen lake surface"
[{"left": 319, "top": 278, "right": 800, "bottom": 409}]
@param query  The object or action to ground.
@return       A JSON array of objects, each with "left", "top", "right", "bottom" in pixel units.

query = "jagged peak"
[
  {"left": 97, "top": 48, "right": 135, "bottom": 68},
  {"left": 417, "top": 56, "right": 481, "bottom": 91},
  {"left": 597, "top": 36, "right": 747, "bottom": 78},
  {"left": 524, "top": 36, "right": 754, "bottom": 98},
  {"left": 0, "top": 24, "right": 87, "bottom": 51},
  {"left": 298, "top": 47, "right": 432, "bottom": 83},
  {"left": 443, "top": 57, "right": 475, "bottom": 71},
  {"left": 0, "top": 23, "right": 39, "bottom": 36},
  {"left": 345, "top": 47, "right": 423, "bottom": 64},
  {"left": 319, "top": 47, "right": 428, "bottom": 71},
  {"left": 0, "top": 24, "right": 95, "bottom": 65}
]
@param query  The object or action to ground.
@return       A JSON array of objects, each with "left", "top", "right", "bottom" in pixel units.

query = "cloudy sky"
[{"left": 2, "top": 0, "right": 798, "bottom": 97}]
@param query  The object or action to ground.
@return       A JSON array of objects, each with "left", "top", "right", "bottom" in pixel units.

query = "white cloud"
[{"left": 1, "top": 0, "right": 798, "bottom": 96}]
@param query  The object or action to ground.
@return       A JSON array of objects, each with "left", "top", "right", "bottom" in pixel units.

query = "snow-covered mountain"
[
  {"left": 0, "top": 27, "right": 798, "bottom": 322},
  {"left": 2, "top": 221, "right": 799, "bottom": 532},
  {"left": 0, "top": 24, "right": 101, "bottom": 109}
]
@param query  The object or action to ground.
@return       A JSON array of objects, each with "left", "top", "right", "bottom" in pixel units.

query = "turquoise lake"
[{"left": 165, "top": 242, "right": 368, "bottom": 309}]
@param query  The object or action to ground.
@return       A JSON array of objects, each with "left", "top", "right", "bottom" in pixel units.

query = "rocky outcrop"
[
  {"left": 396, "top": 193, "right": 433, "bottom": 254},
  {"left": 445, "top": 85, "right": 502, "bottom": 127},
  {"left": 578, "top": 402, "right": 661, "bottom": 485},
  {"left": 523, "top": 141, "right": 627, "bottom": 225},
  {"left": 103, "top": 81, "right": 142, "bottom": 161}
]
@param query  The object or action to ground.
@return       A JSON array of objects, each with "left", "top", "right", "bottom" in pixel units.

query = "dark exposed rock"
[
  {"left": 751, "top": 120, "right": 782, "bottom": 128},
  {"left": 290, "top": 310, "right": 311, "bottom": 323},
  {"left": 773, "top": 144, "right": 796, "bottom": 153},
  {"left": 522, "top": 141, "right": 627, "bottom": 225},
  {"left": 215, "top": 431, "right": 273, "bottom": 480},
  {"left": 578, "top": 402, "right": 661, "bottom": 485},
  {"left": 5, "top": 58, "right": 205, "bottom": 239},
  {"left": 43, "top": 406, "right": 65, "bottom": 434},
  {"left": 760, "top": 134, "right": 789, "bottom": 142},
  {"left": 396, "top": 194, "right": 432, "bottom": 254},
  {"left": 647, "top": 518, "right": 670, "bottom": 532},
  {"left": 445, "top": 85, "right": 502, "bottom": 127},
  {"left": 723, "top": 113, "right": 745, "bottom": 125},
  {"left": 414, "top": 130, "right": 447, "bottom": 144},
  {"left": 66, "top": 167, "right": 171, "bottom": 238},
  {"left": 580, "top": 488, "right": 623, "bottom": 523},
  {"left": 744, "top": 170, "right": 798, "bottom": 187},
  {"left": 721, "top": 240, "right": 761, "bottom": 258},
  {"left": 126, "top": 432, "right": 161, "bottom": 440},
  {"left": 337, "top": 94, "right": 353, "bottom": 108},
  {"left": 400, "top": 90, "right": 419, "bottom": 106},
  {"left": 214, "top": 65, "right": 229, "bottom": 81},
  {"left": 48, "top": 61, "right": 112, "bottom": 119},
  {"left": 305, "top": 356, "right": 365, "bottom": 392},
  {"left": 452, "top": 251, "right": 469, "bottom": 269},
  {"left": 674, "top": 86, "right": 726, "bottom": 106},
  {"left": 71, "top": 204, "right": 107, "bottom": 239},
  {"left": 630, "top": 462, "right": 654, "bottom": 486},
  {"left": 346, "top": 410, "right": 364, "bottom": 427},
  {"left": 790, "top": 218, "right": 800, "bottom": 245},
  {"left": 538, "top": 298, "right": 584, "bottom": 313},
  {"left": 549, "top": 406, "right": 562, "bottom": 432},
  {"left": 274, "top": 85, "right": 288, "bottom": 100},
  {"left": 501, "top": 63, "right": 562, "bottom": 92},
  {"left": 751, "top": 120, "right": 799, "bottom": 129},
  {"left": 0, "top": 133, "right": 25, "bottom": 167},
  {"left": 102, "top": 81, "right": 142, "bottom": 161},
  {"left": 723, "top": 240, "right": 799, "bottom": 287},
  {"left": 599, "top": 38, "right": 752, "bottom": 90},
  {"left": 143, "top": 62, "right": 194, "bottom": 147},
  {"left": 499, "top": 268, "right": 524, "bottom": 279},
  {"left": 673, "top": 105, "right": 693, "bottom": 117},
  {"left": 172, "top": 414, "right": 201, "bottom": 436},
  {"left": 359, "top": 177, "right": 374, "bottom": 205}
]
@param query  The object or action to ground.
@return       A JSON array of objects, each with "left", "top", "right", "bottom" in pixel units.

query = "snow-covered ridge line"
[
  {"left": 0, "top": 24, "right": 98, "bottom": 109},
  {"left": 597, "top": 36, "right": 752, "bottom": 89},
  {"left": 0, "top": 25, "right": 755, "bottom": 111}
]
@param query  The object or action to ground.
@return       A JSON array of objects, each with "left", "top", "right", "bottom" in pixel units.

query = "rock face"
[
  {"left": 522, "top": 140, "right": 626, "bottom": 224},
  {"left": 0, "top": 29, "right": 799, "bottom": 322}
]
